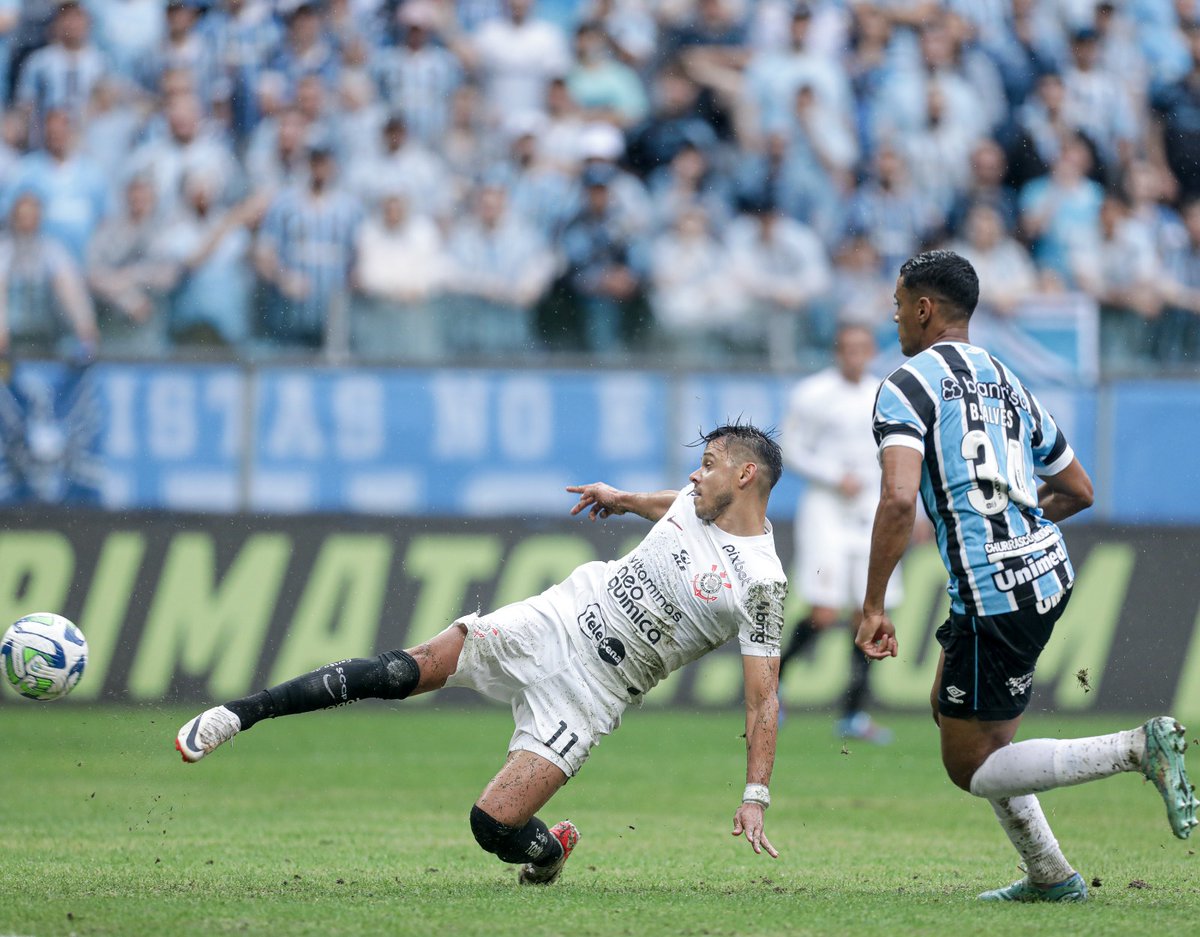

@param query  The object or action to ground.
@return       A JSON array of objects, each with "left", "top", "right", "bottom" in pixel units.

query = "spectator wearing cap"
[
  {"left": 561, "top": 121, "right": 651, "bottom": 237},
  {"left": 1062, "top": 25, "right": 1137, "bottom": 171},
  {"left": 441, "top": 183, "right": 553, "bottom": 357},
  {"left": 2, "top": 108, "right": 110, "bottom": 263},
  {"left": 0, "top": 190, "right": 98, "bottom": 358},
  {"left": 345, "top": 113, "right": 452, "bottom": 221},
  {"left": 125, "top": 93, "right": 243, "bottom": 219},
  {"left": 459, "top": 0, "right": 570, "bottom": 128},
  {"left": 199, "top": 0, "right": 283, "bottom": 139},
  {"left": 624, "top": 64, "right": 719, "bottom": 178},
  {"left": 352, "top": 190, "right": 446, "bottom": 361},
  {"left": 560, "top": 161, "right": 646, "bottom": 358},
  {"left": 373, "top": 0, "right": 461, "bottom": 145},
  {"left": 566, "top": 21, "right": 647, "bottom": 127},
  {"left": 254, "top": 144, "right": 363, "bottom": 349},
  {"left": 158, "top": 171, "right": 264, "bottom": 348},
  {"left": 648, "top": 205, "right": 744, "bottom": 364},
  {"left": 137, "top": 0, "right": 221, "bottom": 108},
  {"left": 725, "top": 199, "right": 832, "bottom": 370},
  {"left": 86, "top": 175, "right": 175, "bottom": 354},
  {"left": 14, "top": 1, "right": 108, "bottom": 139}
]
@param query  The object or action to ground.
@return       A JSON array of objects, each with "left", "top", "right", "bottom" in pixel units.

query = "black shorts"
[{"left": 935, "top": 587, "right": 1072, "bottom": 721}]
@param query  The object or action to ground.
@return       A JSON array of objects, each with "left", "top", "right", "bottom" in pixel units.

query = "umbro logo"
[{"left": 944, "top": 685, "right": 966, "bottom": 703}]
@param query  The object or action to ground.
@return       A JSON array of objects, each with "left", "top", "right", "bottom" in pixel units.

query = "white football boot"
[{"left": 176, "top": 706, "right": 242, "bottom": 763}]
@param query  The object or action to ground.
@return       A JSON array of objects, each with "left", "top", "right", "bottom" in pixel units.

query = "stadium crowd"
[{"left": 0, "top": 0, "right": 1199, "bottom": 372}]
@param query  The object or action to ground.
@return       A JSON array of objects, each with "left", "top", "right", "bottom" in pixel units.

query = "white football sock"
[
  {"left": 969, "top": 729, "right": 1145, "bottom": 799},
  {"left": 990, "top": 795, "right": 1075, "bottom": 886}
]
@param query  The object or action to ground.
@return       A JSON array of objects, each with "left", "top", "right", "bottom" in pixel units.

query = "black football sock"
[
  {"left": 223, "top": 649, "right": 420, "bottom": 731},
  {"left": 777, "top": 615, "right": 819, "bottom": 677},
  {"left": 470, "top": 805, "right": 564, "bottom": 866},
  {"left": 843, "top": 641, "right": 871, "bottom": 716}
]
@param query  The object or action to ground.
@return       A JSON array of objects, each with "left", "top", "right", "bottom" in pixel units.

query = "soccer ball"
[{"left": 1, "top": 613, "right": 88, "bottom": 701}]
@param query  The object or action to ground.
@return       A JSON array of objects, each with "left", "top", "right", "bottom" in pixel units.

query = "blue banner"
[{"left": 249, "top": 368, "right": 672, "bottom": 514}]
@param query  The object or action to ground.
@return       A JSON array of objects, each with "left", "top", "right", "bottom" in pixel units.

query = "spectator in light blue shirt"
[
  {"left": 160, "top": 170, "right": 262, "bottom": 348},
  {"left": 2, "top": 107, "right": 110, "bottom": 263}
]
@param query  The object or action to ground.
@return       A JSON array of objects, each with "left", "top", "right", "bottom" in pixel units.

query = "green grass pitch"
[{"left": 0, "top": 704, "right": 1196, "bottom": 937}]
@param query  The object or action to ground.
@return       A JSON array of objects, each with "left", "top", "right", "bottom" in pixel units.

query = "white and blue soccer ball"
[{"left": 1, "top": 613, "right": 88, "bottom": 701}]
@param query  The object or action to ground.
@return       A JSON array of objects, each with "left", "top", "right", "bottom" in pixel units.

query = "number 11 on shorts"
[{"left": 546, "top": 720, "right": 579, "bottom": 758}]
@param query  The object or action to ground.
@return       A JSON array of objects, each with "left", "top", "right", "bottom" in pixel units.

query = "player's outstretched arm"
[
  {"left": 732, "top": 654, "right": 780, "bottom": 859},
  {"left": 565, "top": 483, "right": 678, "bottom": 522}
]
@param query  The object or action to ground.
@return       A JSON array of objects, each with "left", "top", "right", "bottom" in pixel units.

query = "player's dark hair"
[
  {"left": 692, "top": 422, "right": 783, "bottom": 490},
  {"left": 899, "top": 250, "right": 980, "bottom": 321}
]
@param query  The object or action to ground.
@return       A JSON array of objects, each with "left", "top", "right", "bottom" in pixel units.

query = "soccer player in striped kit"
[{"left": 859, "top": 250, "right": 1197, "bottom": 902}]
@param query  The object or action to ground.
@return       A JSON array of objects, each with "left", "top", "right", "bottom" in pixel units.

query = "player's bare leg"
[
  {"left": 175, "top": 624, "right": 468, "bottom": 762},
  {"left": 470, "top": 750, "right": 579, "bottom": 885}
]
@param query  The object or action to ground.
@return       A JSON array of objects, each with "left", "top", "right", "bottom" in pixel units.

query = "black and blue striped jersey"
[{"left": 873, "top": 341, "right": 1076, "bottom": 616}]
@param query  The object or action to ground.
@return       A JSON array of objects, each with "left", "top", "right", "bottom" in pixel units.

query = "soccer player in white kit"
[
  {"left": 175, "top": 424, "right": 788, "bottom": 884},
  {"left": 779, "top": 324, "right": 902, "bottom": 742}
]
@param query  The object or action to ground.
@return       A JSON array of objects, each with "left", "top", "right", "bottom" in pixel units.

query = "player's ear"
[{"left": 740, "top": 461, "right": 758, "bottom": 489}]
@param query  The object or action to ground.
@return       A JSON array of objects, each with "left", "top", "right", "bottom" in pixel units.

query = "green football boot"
[
  {"left": 1142, "top": 716, "right": 1199, "bottom": 839},
  {"left": 978, "top": 872, "right": 1088, "bottom": 903}
]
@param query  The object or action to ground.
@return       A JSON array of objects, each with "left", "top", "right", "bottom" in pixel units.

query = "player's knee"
[
  {"left": 469, "top": 804, "right": 514, "bottom": 857},
  {"left": 375, "top": 648, "right": 420, "bottom": 699}
]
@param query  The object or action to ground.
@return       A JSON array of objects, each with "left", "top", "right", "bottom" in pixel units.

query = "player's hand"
[
  {"left": 565, "top": 482, "right": 627, "bottom": 521},
  {"left": 732, "top": 803, "right": 778, "bottom": 858},
  {"left": 855, "top": 610, "right": 898, "bottom": 660}
]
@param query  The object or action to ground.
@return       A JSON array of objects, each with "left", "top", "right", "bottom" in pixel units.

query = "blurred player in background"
[
  {"left": 860, "top": 250, "right": 1197, "bottom": 903},
  {"left": 779, "top": 323, "right": 900, "bottom": 743},
  {"left": 177, "top": 424, "right": 788, "bottom": 883}
]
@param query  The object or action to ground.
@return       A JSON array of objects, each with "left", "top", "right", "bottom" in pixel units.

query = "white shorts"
[
  {"left": 443, "top": 605, "right": 628, "bottom": 777},
  {"left": 795, "top": 493, "right": 903, "bottom": 610}
]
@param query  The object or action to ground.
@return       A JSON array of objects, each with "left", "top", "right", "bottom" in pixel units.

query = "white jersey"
[
  {"left": 783, "top": 367, "right": 882, "bottom": 529},
  {"left": 521, "top": 486, "right": 786, "bottom": 699}
]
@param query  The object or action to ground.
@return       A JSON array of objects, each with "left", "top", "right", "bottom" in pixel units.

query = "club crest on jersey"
[{"left": 692, "top": 565, "right": 732, "bottom": 602}]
